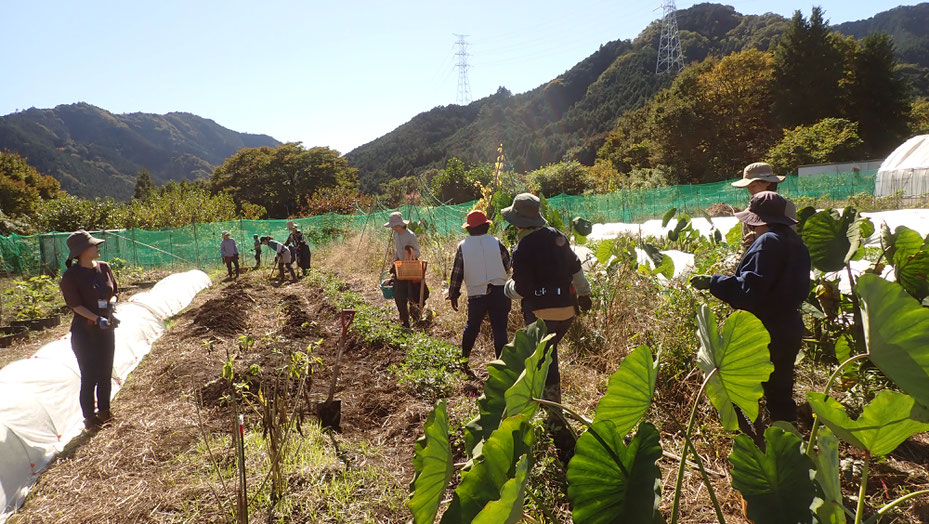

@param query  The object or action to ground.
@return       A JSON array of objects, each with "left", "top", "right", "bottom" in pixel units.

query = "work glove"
[
  {"left": 577, "top": 295, "right": 592, "bottom": 313},
  {"left": 109, "top": 314, "right": 121, "bottom": 328},
  {"left": 96, "top": 316, "right": 111, "bottom": 329},
  {"left": 448, "top": 296, "right": 459, "bottom": 312},
  {"left": 690, "top": 274, "right": 712, "bottom": 290}
]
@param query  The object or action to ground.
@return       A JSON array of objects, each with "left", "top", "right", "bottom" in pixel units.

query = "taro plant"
[{"left": 731, "top": 275, "right": 929, "bottom": 524}]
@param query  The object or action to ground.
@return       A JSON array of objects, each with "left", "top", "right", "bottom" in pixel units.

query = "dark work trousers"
[
  {"left": 393, "top": 279, "right": 428, "bottom": 328},
  {"left": 277, "top": 261, "right": 297, "bottom": 282},
  {"left": 71, "top": 325, "right": 116, "bottom": 420},
  {"left": 523, "top": 311, "right": 575, "bottom": 461},
  {"left": 461, "top": 285, "right": 511, "bottom": 359},
  {"left": 762, "top": 314, "right": 804, "bottom": 423},
  {"left": 254, "top": 250, "right": 261, "bottom": 268},
  {"left": 224, "top": 255, "right": 240, "bottom": 278}
]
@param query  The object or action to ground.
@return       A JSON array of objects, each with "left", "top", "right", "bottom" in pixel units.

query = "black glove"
[
  {"left": 577, "top": 295, "right": 592, "bottom": 313},
  {"left": 448, "top": 296, "right": 459, "bottom": 312},
  {"left": 108, "top": 314, "right": 121, "bottom": 328},
  {"left": 690, "top": 275, "right": 712, "bottom": 290}
]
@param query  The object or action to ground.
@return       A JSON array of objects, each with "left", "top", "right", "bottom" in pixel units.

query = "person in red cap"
[
  {"left": 59, "top": 230, "right": 121, "bottom": 431},
  {"left": 447, "top": 210, "right": 512, "bottom": 371}
]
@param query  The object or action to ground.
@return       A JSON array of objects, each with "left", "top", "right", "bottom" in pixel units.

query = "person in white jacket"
[
  {"left": 446, "top": 210, "right": 511, "bottom": 369},
  {"left": 219, "top": 231, "right": 239, "bottom": 279}
]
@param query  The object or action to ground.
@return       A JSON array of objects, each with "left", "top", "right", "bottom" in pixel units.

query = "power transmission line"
[
  {"left": 656, "top": 0, "right": 684, "bottom": 75},
  {"left": 453, "top": 33, "right": 472, "bottom": 105}
]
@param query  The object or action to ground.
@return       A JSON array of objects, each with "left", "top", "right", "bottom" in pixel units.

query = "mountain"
[
  {"left": 346, "top": 2, "right": 929, "bottom": 192},
  {"left": 0, "top": 103, "right": 280, "bottom": 200}
]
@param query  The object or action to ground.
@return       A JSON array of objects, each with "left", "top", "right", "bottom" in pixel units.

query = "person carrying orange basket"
[
  {"left": 384, "top": 212, "right": 428, "bottom": 328},
  {"left": 447, "top": 210, "right": 511, "bottom": 372}
]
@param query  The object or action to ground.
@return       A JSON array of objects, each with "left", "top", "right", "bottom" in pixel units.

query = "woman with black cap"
[{"left": 59, "top": 230, "right": 120, "bottom": 431}]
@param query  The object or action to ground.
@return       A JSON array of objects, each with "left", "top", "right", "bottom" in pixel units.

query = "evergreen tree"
[
  {"left": 772, "top": 7, "right": 846, "bottom": 128},
  {"left": 845, "top": 33, "right": 912, "bottom": 156},
  {"left": 133, "top": 169, "right": 156, "bottom": 201}
]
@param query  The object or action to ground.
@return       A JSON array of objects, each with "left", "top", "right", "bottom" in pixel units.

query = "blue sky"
[{"left": 0, "top": 1, "right": 915, "bottom": 154}]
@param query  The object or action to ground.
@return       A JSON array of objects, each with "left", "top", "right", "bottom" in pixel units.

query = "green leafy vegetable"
[
  {"left": 409, "top": 400, "right": 455, "bottom": 524},
  {"left": 695, "top": 306, "right": 774, "bottom": 430},
  {"left": 593, "top": 345, "right": 658, "bottom": 438},
  {"left": 730, "top": 426, "right": 816, "bottom": 524}
]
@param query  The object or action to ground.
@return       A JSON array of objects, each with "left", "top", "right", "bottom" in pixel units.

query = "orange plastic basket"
[{"left": 393, "top": 258, "right": 426, "bottom": 281}]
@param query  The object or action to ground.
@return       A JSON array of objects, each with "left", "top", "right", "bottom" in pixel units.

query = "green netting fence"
[{"left": 0, "top": 171, "right": 877, "bottom": 275}]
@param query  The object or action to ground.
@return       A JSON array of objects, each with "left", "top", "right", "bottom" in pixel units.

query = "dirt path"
[{"left": 9, "top": 272, "right": 433, "bottom": 523}]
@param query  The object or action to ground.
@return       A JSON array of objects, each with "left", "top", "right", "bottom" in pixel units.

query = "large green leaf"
[
  {"left": 891, "top": 225, "right": 925, "bottom": 261},
  {"left": 661, "top": 207, "right": 677, "bottom": 228},
  {"left": 471, "top": 455, "right": 530, "bottom": 524},
  {"left": 811, "top": 426, "right": 847, "bottom": 524},
  {"left": 856, "top": 274, "right": 929, "bottom": 407},
  {"left": 730, "top": 426, "right": 816, "bottom": 524},
  {"left": 567, "top": 421, "right": 663, "bottom": 524},
  {"left": 593, "top": 345, "right": 658, "bottom": 437},
  {"left": 796, "top": 206, "right": 817, "bottom": 235},
  {"left": 464, "top": 321, "right": 547, "bottom": 456},
  {"left": 807, "top": 391, "right": 929, "bottom": 456},
  {"left": 504, "top": 332, "right": 554, "bottom": 419},
  {"left": 595, "top": 239, "right": 617, "bottom": 265},
  {"left": 894, "top": 250, "right": 929, "bottom": 302},
  {"left": 442, "top": 415, "right": 534, "bottom": 524},
  {"left": 695, "top": 306, "right": 774, "bottom": 430},
  {"left": 409, "top": 400, "right": 454, "bottom": 524},
  {"left": 801, "top": 207, "right": 866, "bottom": 272},
  {"left": 667, "top": 214, "right": 691, "bottom": 242}
]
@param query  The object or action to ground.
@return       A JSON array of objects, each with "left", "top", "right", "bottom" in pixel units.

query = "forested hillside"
[
  {"left": 346, "top": 2, "right": 929, "bottom": 191},
  {"left": 0, "top": 103, "right": 279, "bottom": 200}
]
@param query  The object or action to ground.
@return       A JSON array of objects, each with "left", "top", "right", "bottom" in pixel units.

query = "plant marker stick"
[{"left": 236, "top": 412, "right": 248, "bottom": 524}]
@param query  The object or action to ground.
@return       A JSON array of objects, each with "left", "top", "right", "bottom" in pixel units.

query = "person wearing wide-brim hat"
[
  {"left": 284, "top": 220, "right": 311, "bottom": 276},
  {"left": 732, "top": 162, "right": 797, "bottom": 249},
  {"left": 59, "top": 230, "right": 121, "bottom": 431},
  {"left": 447, "top": 210, "right": 512, "bottom": 370},
  {"left": 501, "top": 193, "right": 592, "bottom": 461},
  {"left": 691, "top": 191, "right": 811, "bottom": 431},
  {"left": 220, "top": 231, "right": 240, "bottom": 279},
  {"left": 384, "top": 211, "right": 427, "bottom": 328}
]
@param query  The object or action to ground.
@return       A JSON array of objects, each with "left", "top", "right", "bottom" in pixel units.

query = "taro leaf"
[
  {"left": 856, "top": 274, "right": 929, "bottom": 408},
  {"left": 796, "top": 206, "right": 817, "bottom": 235},
  {"left": 730, "top": 425, "right": 816, "bottom": 524},
  {"left": 442, "top": 415, "right": 534, "bottom": 524},
  {"left": 725, "top": 223, "right": 742, "bottom": 245},
  {"left": 593, "top": 345, "right": 658, "bottom": 438},
  {"left": 595, "top": 239, "right": 618, "bottom": 266},
  {"left": 464, "top": 321, "right": 547, "bottom": 456},
  {"left": 807, "top": 391, "right": 929, "bottom": 456},
  {"left": 894, "top": 250, "right": 929, "bottom": 302},
  {"left": 471, "top": 454, "right": 531, "bottom": 524},
  {"left": 567, "top": 421, "right": 663, "bottom": 524},
  {"left": 662, "top": 207, "right": 677, "bottom": 228},
  {"left": 891, "top": 225, "right": 925, "bottom": 262},
  {"left": 801, "top": 207, "right": 866, "bottom": 272},
  {"left": 409, "top": 400, "right": 454, "bottom": 524},
  {"left": 641, "top": 243, "right": 664, "bottom": 267},
  {"left": 834, "top": 335, "right": 852, "bottom": 363},
  {"left": 667, "top": 214, "right": 691, "bottom": 242},
  {"left": 881, "top": 222, "right": 896, "bottom": 259},
  {"left": 859, "top": 217, "right": 875, "bottom": 242},
  {"left": 811, "top": 426, "right": 847, "bottom": 524},
  {"left": 504, "top": 332, "right": 555, "bottom": 420},
  {"left": 696, "top": 305, "right": 774, "bottom": 430},
  {"left": 651, "top": 253, "right": 675, "bottom": 279}
]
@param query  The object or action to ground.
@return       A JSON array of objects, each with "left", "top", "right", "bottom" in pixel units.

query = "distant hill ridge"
[
  {"left": 345, "top": 2, "right": 929, "bottom": 191},
  {"left": 0, "top": 103, "right": 280, "bottom": 199}
]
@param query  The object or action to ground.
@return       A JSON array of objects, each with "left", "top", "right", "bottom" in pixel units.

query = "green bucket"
[{"left": 379, "top": 270, "right": 394, "bottom": 299}]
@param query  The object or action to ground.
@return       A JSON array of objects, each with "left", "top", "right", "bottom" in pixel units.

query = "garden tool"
[{"left": 318, "top": 308, "right": 356, "bottom": 430}]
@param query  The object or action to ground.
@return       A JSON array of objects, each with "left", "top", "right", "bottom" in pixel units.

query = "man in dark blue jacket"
[{"left": 692, "top": 191, "right": 811, "bottom": 424}]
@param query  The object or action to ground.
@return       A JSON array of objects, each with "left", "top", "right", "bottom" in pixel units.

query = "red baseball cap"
[{"left": 462, "top": 210, "right": 492, "bottom": 229}]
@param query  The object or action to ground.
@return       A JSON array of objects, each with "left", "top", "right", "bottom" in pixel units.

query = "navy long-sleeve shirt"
[{"left": 710, "top": 224, "right": 811, "bottom": 346}]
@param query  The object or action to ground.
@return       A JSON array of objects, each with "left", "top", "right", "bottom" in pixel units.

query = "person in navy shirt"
[{"left": 692, "top": 191, "right": 811, "bottom": 425}]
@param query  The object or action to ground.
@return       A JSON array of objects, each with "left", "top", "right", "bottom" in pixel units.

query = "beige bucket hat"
[
  {"left": 731, "top": 162, "right": 785, "bottom": 188},
  {"left": 383, "top": 212, "right": 408, "bottom": 228}
]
